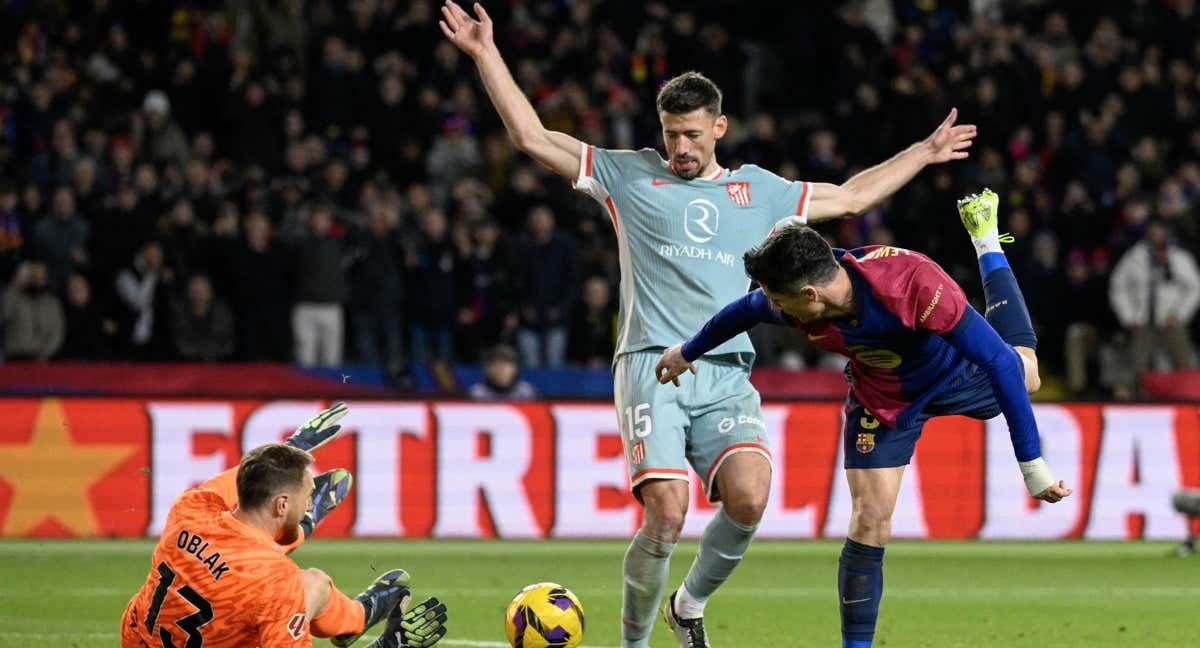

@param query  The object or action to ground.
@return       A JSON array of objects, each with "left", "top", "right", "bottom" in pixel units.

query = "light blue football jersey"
[{"left": 573, "top": 144, "right": 811, "bottom": 363}]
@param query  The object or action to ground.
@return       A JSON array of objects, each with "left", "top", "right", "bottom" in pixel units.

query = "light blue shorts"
[{"left": 614, "top": 350, "right": 770, "bottom": 503}]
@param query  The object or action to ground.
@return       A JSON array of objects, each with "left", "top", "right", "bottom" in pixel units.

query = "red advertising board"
[{"left": 1, "top": 398, "right": 1197, "bottom": 540}]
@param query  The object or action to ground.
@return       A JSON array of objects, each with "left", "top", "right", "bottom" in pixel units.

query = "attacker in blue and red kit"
[{"left": 655, "top": 190, "right": 1073, "bottom": 648}]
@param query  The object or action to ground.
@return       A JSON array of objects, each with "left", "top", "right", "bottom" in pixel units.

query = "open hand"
[
  {"left": 438, "top": 1, "right": 495, "bottom": 60},
  {"left": 923, "top": 108, "right": 976, "bottom": 163}
]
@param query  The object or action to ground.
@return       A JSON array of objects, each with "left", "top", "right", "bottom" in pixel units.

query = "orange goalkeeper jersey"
[{"left": 120, "top": 470, "right": 311, "bottom": 647}]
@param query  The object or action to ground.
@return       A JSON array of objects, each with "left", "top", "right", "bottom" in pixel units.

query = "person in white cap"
[{"left": 134, "top": 89, "right": 189, "bottom": 169}]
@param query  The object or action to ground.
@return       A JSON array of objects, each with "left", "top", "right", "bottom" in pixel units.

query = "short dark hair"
[
  {"left": 743, "top": 224, "right": 840, "bottom": 294},
  {"left": 484, "top": 343, "right": 519, "bottom": 365},
  {"left": 656, "top": 71, "right": 722, "bottom": 116},
  {"left": 236, "top": 444, "right": 313, "bottom": 511}
]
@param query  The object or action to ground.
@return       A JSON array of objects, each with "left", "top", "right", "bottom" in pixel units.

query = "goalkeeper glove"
[
  {"left": 400, "top": 597, "right": 448, "bottom": 648},
  {"left": 367, "top": 596, "right": 448, "bottom": 648},
  {"left": 286, "top": 401, "right": 349, "bottom": 452}
]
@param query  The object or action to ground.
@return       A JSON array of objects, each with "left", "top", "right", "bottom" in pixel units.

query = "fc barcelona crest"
[
  {"left": 856, "top": 432, "right": 876, "bottom": 454},
  {"left": 726, "top": 181, "right": 751, "bottom": 206}
]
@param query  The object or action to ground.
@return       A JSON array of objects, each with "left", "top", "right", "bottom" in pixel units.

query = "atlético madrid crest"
[
  {"left": 726, "top": 181, "right": 751, "bottom": 206},
  {"left": 630, "top": 440, "right": 646, "bottom": 466},
  {"left": 856, "top": 432, "right": 876, "bottom": 454}
]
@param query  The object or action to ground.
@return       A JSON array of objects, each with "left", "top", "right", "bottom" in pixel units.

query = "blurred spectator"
[
  {"left": 132, "top": 90, "right": 190, "bottom": 171},
  {"left": 346, "top": 204, "right": 405, "bottom": 375},
  {"left": 1061, "top": 250, "right": 1115, "bottom": 399},
  {"left": 90, "top": 181, "right": 156, "bottom": 284},
  {"left": 1023, "top": 231, "right": 1066, "bottom": 369},
  {"left": 171, "top": 274, "right": 235, "bottom": 362},
  {"left": 568, "top": 276, "right": 616, "bottom": 368},
  {"left": 516, "top": 206, "right": 577, "bottom": 368},
  {"left": 30, "top": 186, "right": 89, "bottom": 290},
  {"left": 408, "top": 209, "right": 457, "bottom": 364},
  {"left": 230, "top": 211, "right": 292, "bottom": 361},
  {"left": 58, "top": 273, "right": 118, "bottom": 360},
  {"left": 0, "top": 182, "right": 21, "bottom": 282},
  {"left": 290, "top": 203, "right": 346, "bottom": 367},
  {"left": 2, "top": 261, "right": 64, "bottom": 361},
  {"left": 115, "top": 240, "right": 173, "bottom": 360},
  {"left": 427, "top": 115, "right": 481, "bottom": 206},
  {"left": 469, "top": 344, "right": 537, "bottom": 400},
  {"left": 456, "top": 218, "right": 517, "bottom": 361},
  {"left": 1109, "top": 221, "right": 1200, "bottom": 390}
]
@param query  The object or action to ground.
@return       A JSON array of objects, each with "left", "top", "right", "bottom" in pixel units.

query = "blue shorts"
[{"left": 843, "top": 364, "right": 1002, "bottom": 469}]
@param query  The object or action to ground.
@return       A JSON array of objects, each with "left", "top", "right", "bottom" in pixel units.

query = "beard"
[
  {"left": 275, "top": 521, "right": 302, "bottom": 545},
  {"left": 672, "top": 156, "right": 702, "bottom": 179}
]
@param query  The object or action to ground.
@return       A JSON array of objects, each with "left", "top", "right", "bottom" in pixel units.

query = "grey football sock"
[
  {"left": 621, "top": 529, "right": 675, "bottom": 647},
  {"left": 681, "top": 508, "right": 757, "bottom": 607}
]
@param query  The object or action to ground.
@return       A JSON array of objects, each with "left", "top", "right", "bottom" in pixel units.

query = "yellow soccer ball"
[{"left": 503, "top": 582, "right": 585, "bottom": 648}]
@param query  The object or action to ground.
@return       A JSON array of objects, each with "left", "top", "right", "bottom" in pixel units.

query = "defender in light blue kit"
[{"left": 441, "top": 3, "right": 977, "bottom": 645}]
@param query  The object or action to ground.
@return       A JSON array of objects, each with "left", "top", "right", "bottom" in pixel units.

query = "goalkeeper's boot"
[
  {"left": 662, "top": 591, "right": 711, "bottom": 648},
  {"left": 333, "top": 569, "right": 412, "bottom": 647},
  {"left": 956, "top": 188, "right": 1014, "bottom": 244},
  {"left": 300, "top": 468, "right": 353, "bottom": 538}
]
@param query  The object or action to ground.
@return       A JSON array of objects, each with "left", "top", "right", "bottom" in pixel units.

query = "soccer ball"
[{"left": 504, "top": 582, "right": 585, "bottom": 648}]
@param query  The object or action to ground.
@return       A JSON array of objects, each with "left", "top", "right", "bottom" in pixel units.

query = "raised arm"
[
  {"left": 440, "top": 1, "right": 582, "bottom": 180},
  {"left": 806, "top": 109, "right": 976, "bottom": 222}
]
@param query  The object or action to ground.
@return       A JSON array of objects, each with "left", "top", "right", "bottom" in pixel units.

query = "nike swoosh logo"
[
  {"left": 651, "top": 178, "right": 677, "bottom": 186},
  {"left": 842, "top": 597, "right": 871, "bottom": 605},
  {"left": 807, "top": 333, "right": 828, "bottom": 341}
]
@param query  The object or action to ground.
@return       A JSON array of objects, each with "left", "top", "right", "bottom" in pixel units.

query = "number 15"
[{"left": 623, "top": 403, "right": 652, "bottom": 440}]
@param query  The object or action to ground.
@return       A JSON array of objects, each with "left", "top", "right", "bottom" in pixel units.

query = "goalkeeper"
[{"left": 120, "top": 402, "right": 448, "bottom": 648}]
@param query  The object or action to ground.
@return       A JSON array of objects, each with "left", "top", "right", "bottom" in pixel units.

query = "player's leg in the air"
[
  {"left": 616, "top": 352, "right": 691, "bottom": 648},
  {"left": 957, "top": 189, "right": 1041, "bottom": 393},
  {"left": 662, "top": 357, "right": 771, "bottom": 648}
]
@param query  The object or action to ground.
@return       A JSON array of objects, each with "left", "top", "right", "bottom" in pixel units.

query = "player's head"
[
  {"left": 657, "top": 71, "right": 727, "bottom": 180},
  {"left": 236, "top": 443, "right": 315, "bottom": 544},
  {"left": 743, "top": 224, "right": 841, "bottom": 322}
]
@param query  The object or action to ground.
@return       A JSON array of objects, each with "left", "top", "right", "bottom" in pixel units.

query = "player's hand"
[
  {"left": 655, "top": 343, "right": 697, "bottom": 387},
  {"left": 285, "top": 402, "right": 349, "bottom": 452},
  {"left": 1034, "top": 480, "right": 1073, "bottom": 503},
  {"left": 439, "top": 1, "right": 495, "bottom": 60},
  {"left": 923, "top": 108, "right": 976, "bottom": 163},
  {"left": 400, "top": 597, "right": 448, "bottom": 648}
]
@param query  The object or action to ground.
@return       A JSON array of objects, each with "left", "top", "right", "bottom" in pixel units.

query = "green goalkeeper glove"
[
  {"left": 366, "top": 596, "right": 448, "bottom": 648},
  {"left": 400, "top": 597, "right": 448, "bottom": 648},
  {"left": 285, "top": 402, "right": 349, "bottom": 452}
]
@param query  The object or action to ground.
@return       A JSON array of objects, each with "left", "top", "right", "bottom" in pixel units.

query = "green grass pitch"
[{"left": 1, "top": 539, "right": 1197, "bottom": 647}]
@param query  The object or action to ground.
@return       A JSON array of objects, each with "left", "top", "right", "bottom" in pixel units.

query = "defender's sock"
[
  {"left": 838, "top": 538, "right": 884, "bottom": 648},
  {"left": 677, "top": 509, "right": 757, "bottom": 619},
  {"left": 621, "top": 530, "right": 675, "bottom": 648}
]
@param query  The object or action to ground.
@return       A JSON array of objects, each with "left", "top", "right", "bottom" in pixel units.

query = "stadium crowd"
[{"left": 2, "top": 0, "right": 1200, "bottom": 399}]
